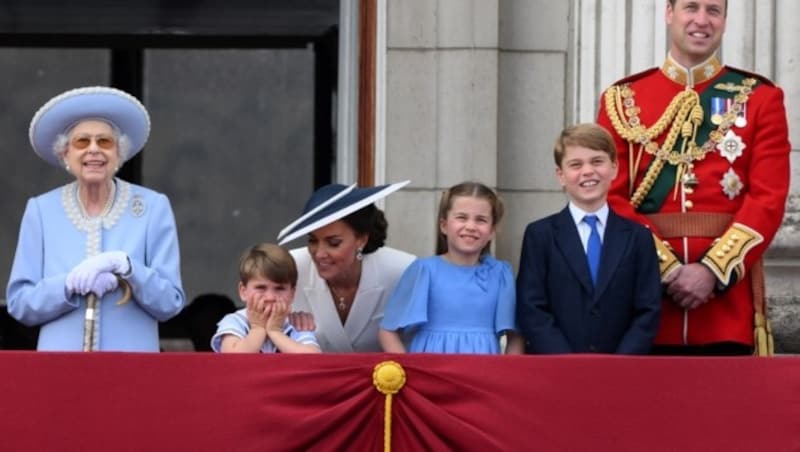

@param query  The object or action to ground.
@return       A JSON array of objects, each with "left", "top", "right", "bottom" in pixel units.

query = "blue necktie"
[{"left": 584, "top": 215, "right": 601, "bottom": 285}]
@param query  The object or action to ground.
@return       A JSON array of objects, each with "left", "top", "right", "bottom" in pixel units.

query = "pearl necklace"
[{"left": 77, "top": 179, "right": 116, "bottom": 218}]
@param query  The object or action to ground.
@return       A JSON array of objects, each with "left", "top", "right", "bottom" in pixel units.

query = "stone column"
[
  {"left": 495, "top": 0, "right": 572, "bottom": 266},
  {"left": 383, "top": 0, "right": 499, "bottom": 257},
  {"left": 763, "top": 0, "right": 800, "bottom": 352}
]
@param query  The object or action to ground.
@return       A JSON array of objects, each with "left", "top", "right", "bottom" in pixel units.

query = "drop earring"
[{"left": 356, "top": 247, "right": 364, "bottom": 261}]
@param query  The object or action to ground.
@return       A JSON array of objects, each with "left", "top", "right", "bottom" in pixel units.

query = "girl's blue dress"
[{"left": 380, "top": 255, "right": 516, "bottom": 354}]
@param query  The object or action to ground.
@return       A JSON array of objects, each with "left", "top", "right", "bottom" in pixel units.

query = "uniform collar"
[{"left": 660, "top": 53, "right": 723, "bottom": 87}]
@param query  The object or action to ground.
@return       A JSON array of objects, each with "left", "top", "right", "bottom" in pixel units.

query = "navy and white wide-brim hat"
[
  {"left": 29, "top": 86, "right": 151, "bottom": 167},
  {"left": 277, "top": 180, "right": 410, "bottom": 245}
]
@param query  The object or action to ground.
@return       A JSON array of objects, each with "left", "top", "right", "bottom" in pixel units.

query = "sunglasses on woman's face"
[{"left": 70, "top": 134, "right": 117, "bottom": 150}]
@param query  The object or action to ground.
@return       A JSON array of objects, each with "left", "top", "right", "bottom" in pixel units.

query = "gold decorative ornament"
[
  {"left": 651, "top": 234, "right": 680, "bottom": 280},
  {"left": 701, "top": 223, "right": 764, "bottom": 285},
  {"left": 715, "top": 82, "right": 746, "bottom": 93},
  {"left": 373, "top": 361, "right": 407, "bottom": 452}
]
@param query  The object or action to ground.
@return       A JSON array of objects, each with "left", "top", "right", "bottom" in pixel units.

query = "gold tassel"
[
  {"left": 753, "top": 313, "right": 773, "bottom": 357},
  {"left": 681, "top": 120, "right": 693, "bottom": 137},
  {"left": 373, "top": 361, "right": 407, "bottom": 452},
  {"left": 690, "top": 104, "right": 703, "bottom": 124},
  {"left": 766, "top": 318, "right": 775, "bottom": 356}
]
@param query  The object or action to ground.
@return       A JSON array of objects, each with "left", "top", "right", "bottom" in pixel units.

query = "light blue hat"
[{"left": 29, "top": 86, "right": 151, "bottom": 167}]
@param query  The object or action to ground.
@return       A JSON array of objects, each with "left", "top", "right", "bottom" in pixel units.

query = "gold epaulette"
[
  {"left": 700, "top": 223, "right": 764, "bottom": 285},
  {"left": 652, "top": 233, "right": 681, "bottom": 280}
]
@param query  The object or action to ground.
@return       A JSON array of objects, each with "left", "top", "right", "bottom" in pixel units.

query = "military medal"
[
  {"left": 733, "top": 100, "right": 747, "bottom": 128},
  {"left": 716, "top": 130, "right": 745, "bottom": 164},
  {"left": 710, "top": 97, "right": 725, "bottom": 125},
  {"left": 720, "top": 168, "right": 744, "bottom": 200}
]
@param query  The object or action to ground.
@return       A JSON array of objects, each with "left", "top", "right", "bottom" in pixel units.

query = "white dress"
[{"left": 290, "top": 246, "right": 415, "bottom": 352}]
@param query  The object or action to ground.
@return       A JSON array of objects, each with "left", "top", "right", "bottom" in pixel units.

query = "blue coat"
[
  {"left": 6, "top": 178, "right": 185, "bottom": 351},
  {"left": 515, "top": 206, "right": 661, "bottom": 354}
]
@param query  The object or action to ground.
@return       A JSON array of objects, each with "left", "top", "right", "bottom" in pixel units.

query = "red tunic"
[{"left": 597, "top": 57, "right": 790, "bottom": 346}]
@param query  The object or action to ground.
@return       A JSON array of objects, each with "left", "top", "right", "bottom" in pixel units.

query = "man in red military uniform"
[{"left": 596, "top": 0, "right": 790, "bottom": 355}]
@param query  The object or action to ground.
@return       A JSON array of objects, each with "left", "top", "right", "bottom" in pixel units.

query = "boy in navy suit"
[{"left": 516, "top": 123, "right": 661, "bottom": 354}]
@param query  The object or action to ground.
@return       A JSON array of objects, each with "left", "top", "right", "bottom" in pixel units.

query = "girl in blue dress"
[{"left": 379, "top": 182, "right": 523, "bottom": 354}]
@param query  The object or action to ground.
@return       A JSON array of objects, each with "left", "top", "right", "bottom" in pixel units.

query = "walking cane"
[{"left": 82, "top": 278, "right": 133, "bottom": 351}]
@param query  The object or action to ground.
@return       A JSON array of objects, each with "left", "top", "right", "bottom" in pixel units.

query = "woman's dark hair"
[{"left": 341, "top": 204, "right": 388, "bottom": 254}]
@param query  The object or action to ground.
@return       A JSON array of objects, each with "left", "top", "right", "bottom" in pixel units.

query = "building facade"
[{"left": 379, "top": 0, "right": 800, "bottom": 352}]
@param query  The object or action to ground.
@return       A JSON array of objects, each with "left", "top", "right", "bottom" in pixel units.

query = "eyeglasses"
[{"left": 70, "top": 134, "right": 117, "bottom": 150}]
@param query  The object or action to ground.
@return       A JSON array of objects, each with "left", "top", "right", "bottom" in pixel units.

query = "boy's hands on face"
[
  {"left": 265, "top": 298, "right": 290, "bottom": 332},
  {"left": 245, "top": 293, "right": 269, "bottom": 330}
]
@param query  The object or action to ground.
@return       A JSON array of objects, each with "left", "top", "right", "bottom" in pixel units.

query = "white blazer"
[{"left": 290, "top": 246, "right": 415, "bottom": 352}]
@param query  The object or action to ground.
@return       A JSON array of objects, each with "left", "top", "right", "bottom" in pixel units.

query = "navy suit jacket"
[{"left": 515, "top": 206, "right": 661, "bottom": 354}]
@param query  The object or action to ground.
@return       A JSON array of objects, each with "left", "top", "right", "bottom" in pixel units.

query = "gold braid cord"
[
  {"left": 603, "top": 79, "right": 756, "bottom": 208},
  {"left": 373, "top": 361, "right": 407, "bottom": 452}
]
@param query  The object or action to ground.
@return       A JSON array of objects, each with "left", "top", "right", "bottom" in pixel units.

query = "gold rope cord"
[
  {"left": 605, "top": 86, "right": 701, "bottom": 208},
  {"left": 373, "top": 361, "right": 407, "bottom": 452},
  {"left": 603, "top": 79, "right": 756, "bottom": 208}
]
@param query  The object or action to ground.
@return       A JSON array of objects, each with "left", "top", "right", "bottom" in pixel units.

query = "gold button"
[
  {"left": 722, "top": 245, "right": 731, "bottom": 253},
  {"left": 684, "top": 187, "right": 694, "bottom": 194},
  {"left": 716, "top": 251, "right": 725, "bottom": 258},
  {"left": 684, "top": 200, "right": 694, "bottom": 210},
  {"left": 726, "top": 240, "right": 735, "bottom": 247},
  {"left": 731, "top": 234, "right": 739, "bottom": 241}
]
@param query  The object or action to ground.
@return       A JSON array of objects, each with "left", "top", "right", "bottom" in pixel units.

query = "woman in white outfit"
[{"left": 278, "top": 181, "right": 414, "bottom": 352}]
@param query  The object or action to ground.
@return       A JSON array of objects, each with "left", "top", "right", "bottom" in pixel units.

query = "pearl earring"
[{"left": 356, "top": 247, "right": 364, "bottom": 261}]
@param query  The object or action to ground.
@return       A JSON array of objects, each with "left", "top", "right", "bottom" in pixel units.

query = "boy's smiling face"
[{"left": 556, "top": 145, "right": 618, "bottom": 212}]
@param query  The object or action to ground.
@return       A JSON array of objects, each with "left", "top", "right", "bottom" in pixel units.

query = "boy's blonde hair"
[
  {"left": 553, "top": 123, "right": 618, "bottom": 167},
  {"left": 239, "top": 243, "right": 298, "bottom": 286}
]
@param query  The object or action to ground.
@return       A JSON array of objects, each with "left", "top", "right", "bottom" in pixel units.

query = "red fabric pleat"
[{"left": 1, "top": 352, "right": 799, "bottom": 451}]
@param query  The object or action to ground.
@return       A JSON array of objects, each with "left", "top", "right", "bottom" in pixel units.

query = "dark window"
[{"left": 0, "top": 0, "right": 340, "bottom": 350}]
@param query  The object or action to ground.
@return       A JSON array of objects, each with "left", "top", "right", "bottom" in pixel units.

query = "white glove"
[
  {"left": 66, "top": 251, "right": 130, "bottom": 296},
  {"left": 90, "top": 272, "right": 119, "bottom": 298}
]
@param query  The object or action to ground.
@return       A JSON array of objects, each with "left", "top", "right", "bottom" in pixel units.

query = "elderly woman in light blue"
[{"left": 6, "top": 86, "right": 185, "bottom": 351}]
